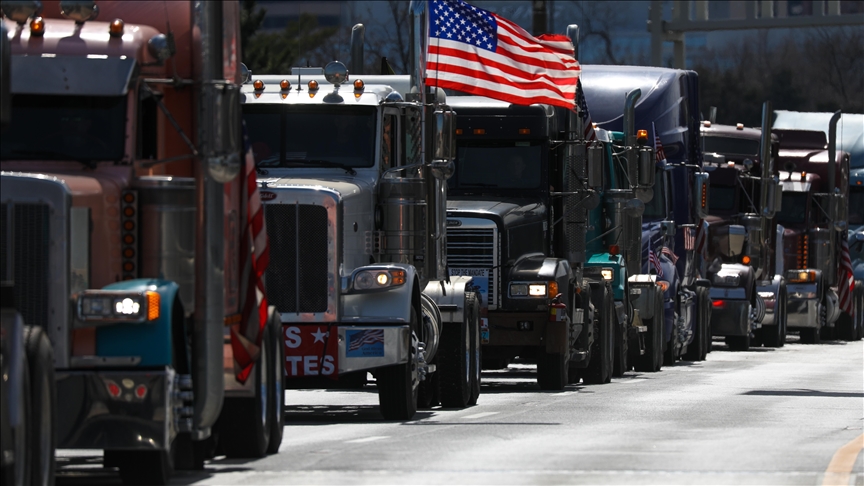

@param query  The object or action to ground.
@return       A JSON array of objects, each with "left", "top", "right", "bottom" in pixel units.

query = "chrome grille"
[
  {"left": 0, "top": 203, "right": 51, "bottom": 328},
  {"left": 264, "top": 204, "right": 329, "bottom": 313},
  {"left": 446, "top": 223, "right": 499, "bottom": 309}
]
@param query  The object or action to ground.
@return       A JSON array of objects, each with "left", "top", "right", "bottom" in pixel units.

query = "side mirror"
[
  {"left": 430, "top": 160, "right": 455, "bottom": 180},
  {"left": 830, "top": 193, "right": 846, "bottom": 231},
  {"left": 0, "top": 23, "right": 10, "bottom": 130},
  {"left": 431, "top": 108, "right": 455, "bottom": 162},
  {"left": 587, "top": 143, "right": 604, "bottom": 189},
  {"left": 762, "top": 176, "right": 780, "bottom": 218},
  {"left": 204, "top": 83, "right": 242, "bottom": 182},
  {"left": 693, "top": 172, "right": 710, "bottom": 219},
  {"left": 661, "top": 220, "right": 676, "bottom": 237},
  {"left": 728, "top": 224, "right": 746, "bottom": 256},
  {"left": 637, "top": 146, "right": 655, "bottom": 187}
]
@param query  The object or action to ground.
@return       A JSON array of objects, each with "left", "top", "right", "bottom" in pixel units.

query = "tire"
[
  {"left": 24, "top": 326, "right": 55, "bottom": 486},
  {"left": 725, "top": 334, "right": 750, "bottom": 351},
  {"left": 8, "top": 353, "right": 32, "bottom": 486},
  {"left": 438, "top": 309, "right": 472, "bottom": 408},
  {"left": 116, "top": 450, "right": 172, "bottom": 486},
  {"left": 537, "top": 351, "right": 568, "bottom": 390},
  {"left": 468, "top": 294, "right": 481, "bottom": 406},
  {"left": 612, "top": 301, "right": 629, "bottom": 377},
  {"left": 683, "top": 288, "right": 707, "bottom": 361},
  {"left": 220, "top": 329, "right": 271, "bottom": 458},
  {"left": 266, "top": 312, "right": 284, "bottom": 455},
  {"left": 763, "top": 287, "right": 787, "bottom": 348},
  {"left": 800, "top": 301, "right": 824, "bottom": 345},
  {"left": 417, "top": 361, "right": 440, "bottom": 409},
  {"left": 635, "top": 291, "right": 663, "bottom": 372},
  {"left": 377, "top": 307, "right": 419, "bottom": 420},
  {"left": 663, "top": 318, "right": 678, "bottom": 366},
  {"left": 584, "top": 285, "right": 613, "bottom": 384}
]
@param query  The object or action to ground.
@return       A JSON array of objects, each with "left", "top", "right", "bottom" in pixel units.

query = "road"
[{"left": 58, "top": 336, "right": 864, "bottom": 485}]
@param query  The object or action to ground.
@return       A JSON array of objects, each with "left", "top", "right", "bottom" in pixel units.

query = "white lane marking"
[
  {"left": 619, "top": 379, "right": 648, "bottom": 384},
  {"left": 345, "top": 436, "right": 389, "bottom": 444},
  {"left": 552, "top": 391, "right": 578, "bottom": 396},
  {"left": 462, "top": 411, "right": 499, "bottom": 419}
]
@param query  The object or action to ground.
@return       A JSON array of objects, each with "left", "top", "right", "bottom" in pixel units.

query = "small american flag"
[
  {"left": 662, "top": 246, "right": 679, "bottom": 265},
  {"left": 231, "top": 124, "right": 271, "bottom": 384},
  {"left": 838, "top": 237, "right": 855, "bottom": 316},
  {"left": 649, "top": 249, "right": 663, "bottom": 277},
  {"left": 684, "top": 226, "right": 695, "bottom": 251},
  {"left": 694, "top": 219, "right": 708, "bottom": 260},
  {"left": 425, "top": 0, "right": 580, "bottom": 109},
  {"left": 349, "top": 329, "right": 385, "bottom": 351},
  {"left": 577, "top": 79, "right": 597, "bottom": 141},
  {"left": 652, "top": 122, "right": 667, "bottom": 167}
]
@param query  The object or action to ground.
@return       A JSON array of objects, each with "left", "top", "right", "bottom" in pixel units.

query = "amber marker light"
[
  {"left": 280, "top": 79, "right": 290, "bottom": 90},
  {"left": 455, "top": 129, "right": 463, "bottom": 135},
  {"left": 609, "top": 245, "right": 620, "bottom": 256},
  {"left": 742, "top": 255, "right": 751, "bottom": 264},
  {"left": 519, "top": 128, "right": 530, "bottom": 135},
  {"left": 308, "top": 80, "right": 319, "bottom": 90},
  {"left": 637, "top": 129, "right": 648, "bottom": 141},
  {"left": 145, "top": 291, "right": 160, "bottom": 320},
  {"left": 473, "top": 128, "right": 485, "bottom": 135},
  {"left": 253, "top": 79, "right": 264, "bottom": 90},
  {"left": 109, "top": 19, "right": 124, "bottom": 37},
  {"left": 353, "top": 79, "right": 364, "bottom": 90},
  {"left": 30, "top": 17, "right": 45, "bottom": 36},
  {"left": 548, "top": 281, "right": 559, "bottom": 297}
]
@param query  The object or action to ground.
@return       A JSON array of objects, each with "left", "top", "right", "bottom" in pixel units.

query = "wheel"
[
  {"left": 116, "top": 450, "right": 172, "bottom": 485},
  {"left": 438, "top": 304, "right": 472, "bottom": 408},
  {"left": 417, "top": 360, "right": 440, "bottom": 409},
  {"left": 266, "top": 312, "right": 284, "bottom": 454},
  {"left": 584, "top": 284, "right": 613, "bottom": 384},
  {"left": 800, "top": 301, "right": 825, "bottom": 344},
  {"left": 683, "top": 288, "right": 707, "bottom": 361},
  {"left": 468, "top": 293, "right": 481, "bottom": 406},
  {"left": 24, "top": 326, "right": 55, "bottom": 486},
  {"left": 725, "top": 334, "right": 751, "bottom": 351},
  {"left": 537, "top": 351, "right": 568, "bottom": 390},
  {"left": 377, "top": 307, "right": 420, "bottom": 419},
  {"left": 763, "top": 287, "right": 787, "bottom": 348},
  {"left": 7, "top": 351, "right": 32, "bottom": 486},
  {"left": 635, "top": 291, "right": 663, "bottom": 372},
  {"left": 820, "top": 324, "right": 836, "bottom": 341},
  {"left": 663, "top": 317, "right": 678, "bottom": 366},
  {"left": 612, "top": 298, "right": 629, "bottom": 377},
  {"left": 220, "top": 329, "right": 271, "bottom": 458}
]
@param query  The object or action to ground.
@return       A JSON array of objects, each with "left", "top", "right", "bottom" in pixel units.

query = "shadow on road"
[
  {"left": 741, "top": 389, "right": 864, "bottom": 398},
  {"left": 284, "top": 404, "right": 435, "bottom": 424}
]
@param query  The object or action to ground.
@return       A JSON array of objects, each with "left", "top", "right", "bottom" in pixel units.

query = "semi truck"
[
  {"left": 772, "top": 117, "right": 854, "bottom": 343},
  {"left": 581, "top": 65, "right": 712, "bottom": 366},
  {"left": 1, "top": 1, "right": 284, "bottom": 484},
  {"left": 700, "top": 104, "right": 788, "bottom": 350},
  {"left": 443, "top": 76, "right": 661, "bottom": 388},
  {"left": 241, "top": 4, "right": 481, "bottom": 418}
]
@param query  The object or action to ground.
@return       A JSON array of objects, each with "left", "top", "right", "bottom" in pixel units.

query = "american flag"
[
  {"left": 838, "top": 237, "right": 855, "bottom": 316},
  {"left": 662, "top": 246, "right": 679, "bottom": 265},
  {"left": 348, "top": 329, "right": 385, "bottom": 352},
  {"left": 231, "top": 125, "right": 271, "bottom": 384},
  {"left": 652, "top": 122, "right": 667, "bottom": 166},
  {"left": 694, "top": 219, "right": 708, "bottom": 260},
  {"left": 649, "top": 249, "right": 663, "bottom": 277},
  {"left": 577, "top": 78, "right": 597, "bottom": 141},
  {"left": 684, "top": 226, "right": 695, "bottom": 251},
  {"left": 425, "top": 0, "right": 580, "bottom": 109}
]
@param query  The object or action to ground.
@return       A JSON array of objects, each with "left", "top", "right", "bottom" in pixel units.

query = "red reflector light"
[
  {"left": 609, "top": 245, "right": 620, "bottom": 256},
  {"left": 135, "top": 384, "right": 148, "bottom": 399},
  {"left": 712, "top": 300, "right": 725, "bottom": 308},
  {"left": 107, "top": 381, "right": 121, "bottom": 398}
]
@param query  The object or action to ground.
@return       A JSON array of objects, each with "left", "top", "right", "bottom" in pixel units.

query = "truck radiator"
[
  {"left": 0, "top": 203, "right": 51, "bottom": 328},
  {"left": 445, "top": 225, "right": 499, "bottom": 309},
  {"left": 264, "top": 204, "right": 329, "bottom": 313}
]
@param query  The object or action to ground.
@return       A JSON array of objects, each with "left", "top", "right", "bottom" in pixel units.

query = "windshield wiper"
[
  {"left": 284, "top": 159, "right": 357, "bottom": 175},
  {"left": 7, "top": 149, "right": 98, "bottom": 169}
]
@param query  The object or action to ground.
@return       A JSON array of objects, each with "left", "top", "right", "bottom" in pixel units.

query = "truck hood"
[{"left": 445, "top": 197, "right": 547, "bottom": 228}]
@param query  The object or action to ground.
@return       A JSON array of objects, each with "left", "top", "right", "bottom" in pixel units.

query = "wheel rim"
[{"left": 259, "top": 342, "right": 268, "bottom": 430}]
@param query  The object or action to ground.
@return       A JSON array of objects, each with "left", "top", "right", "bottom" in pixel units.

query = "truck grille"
[
  {"left": 264, "top": 204, "right": 329, "bottom": 313},
  {"left": 0, "top": 203, "right": 51, "bottom": 328},
  {"left": 446, "top": 225, "right": 499, "bottom": 309}
]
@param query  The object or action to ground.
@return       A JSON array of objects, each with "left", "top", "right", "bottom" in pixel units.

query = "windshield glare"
[
  {"left": 244, "top": 107, "right": 376, "bottom": 168},
  {"left": 850, "top": 188, "right": 864, "bottom": 226},
  {"left": 777, "top": 192, "right": 807, "bottom": 224},
  {"left": 703, "top": 136, "right": 760, "bottom": 158},
  {"left": 0, "top": 95, "right": 127, "bottom": 161},
  {"left": 451, "top": 142, "right": 544, "bottom": 191}
]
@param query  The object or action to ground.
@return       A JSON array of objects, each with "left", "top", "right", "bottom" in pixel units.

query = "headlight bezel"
[
  {"left": 509, "top": 281, "right": 557, "bottom": 299},
  {"left": 77, "top": 290, "right": 160, "bottom": 323},
  {"left": 711, "top": 270, "right": 741, "bottom": 287},
  {"left": 351, "top": 267, "right": 407, "bottom": 292}
]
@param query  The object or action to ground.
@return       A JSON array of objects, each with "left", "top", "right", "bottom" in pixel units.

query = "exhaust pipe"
[
  {"left": 828, "top": 110, "right": 841, "bottom": 191},
  {"left": 350, "top": 24, "right": 365, "bottom": 76}
]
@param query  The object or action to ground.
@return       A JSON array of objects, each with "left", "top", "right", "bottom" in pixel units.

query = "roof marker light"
[
  {"left": 280, "top": 79, "right": 291, "bottom": 90},
  {"left": 354, "top": 79, "right": 364, "bottom": 90},
  {"left": 253, "top": 80, "right": 264, "bottom": 91},
  {"left": 736, "top": 123, "right": 744, "bottom": 130},
  {"left": 29, "top": 17, "right": 45, "bottom": 37},
  {"left": 109, "top": 18, "right": 124, "bottom": 37}
]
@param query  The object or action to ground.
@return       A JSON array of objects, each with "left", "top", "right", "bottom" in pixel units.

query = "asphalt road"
[{"left": 58, "top": 335, "right": 864, "bottom": 485}]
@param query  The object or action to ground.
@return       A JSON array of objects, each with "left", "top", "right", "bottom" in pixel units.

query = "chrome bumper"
[
  {"left": 56, "top": 368, "right": 180, "bottom": 451},
  {"left": 786, "top": 283, "right": 819, "bottom": 329},
  {"left": 709, "top": 287, "right": 752, "bottom": 336},
  {"left": 339, "top": 325, "right": 411, "bottom": 373}
]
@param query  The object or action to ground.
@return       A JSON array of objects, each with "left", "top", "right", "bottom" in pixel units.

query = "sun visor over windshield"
[{"left": 11, "top": 56, "right": 136, "bottom": 96}]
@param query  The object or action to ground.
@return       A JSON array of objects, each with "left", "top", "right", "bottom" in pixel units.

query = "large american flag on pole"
[
  {"left": 231, "top": 126, "right": 271, "bottom": 384},
  {"left": 425, "top": 0, "right": 580, "bottom": 109},
  {"left": 577, "top": 78, "right": 597, "bottom": 141},
  {"left": 838, "top": 237, "right": 855, "bottom": 316}
]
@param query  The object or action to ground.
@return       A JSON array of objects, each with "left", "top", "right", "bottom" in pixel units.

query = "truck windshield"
[
  {"left": 703, "top": 136, "right": 759, "bottom": 158},
  {"left": 777, "top": 192, "right": 808, "bottom": 224},
  {"left": 850, "top": 188, "right": 864, "bottom": 226},
  {"left": 450, "top": 141, "right": 544, "bottom": 191},
  {"left": 642, "top": 170, "right": 667, "bottom": 220},
  {"left": 0, "top": 95, "right": 126, "bottom": 162},
  {"left": 709, "top": 185, "right": 737, "bottom": 212},
  {"left": 244, "top": 106, "right": 376, "bottom": 168}
]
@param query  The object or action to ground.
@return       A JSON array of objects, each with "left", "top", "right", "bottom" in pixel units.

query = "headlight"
[
  {"left": 787, "top": 269, "right": 816, "bottom": 283},
  {"left": 601, "top": 268, "right": 614, "bottom": 281},
  {"left": 510, "top": 282, "right": 553, "bottom": 298},
  {"left": 528, "top": 284, "right": 547, "bottom": 297},
  {"left": 78, "top": 290, "right": 160, "bottom": 322},
  {"left": 712, "top": 270, "right": 741, "bottom": 287},
  {"left": 352, "top": 268, "right": 406, "bottom": 291}
]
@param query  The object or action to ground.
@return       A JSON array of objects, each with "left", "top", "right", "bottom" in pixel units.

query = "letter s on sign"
[{"left": 285, "top": 326, "right": 302, "bottom": 348}]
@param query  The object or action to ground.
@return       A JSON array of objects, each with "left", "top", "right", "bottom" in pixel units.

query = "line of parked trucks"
[{"left": 1, "top": 1, "right": 861, "bottom": 485}]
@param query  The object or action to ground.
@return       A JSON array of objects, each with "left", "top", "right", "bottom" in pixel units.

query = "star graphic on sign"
[{"left": 311, "top": 327, "right": 328, "bottom": 343}]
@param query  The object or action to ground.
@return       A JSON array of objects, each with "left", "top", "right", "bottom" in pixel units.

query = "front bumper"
[
  {"left": 709, "top": 287, "right": 752, "bottom": 336},
  {"left": 282, "top": 324, "right": 411, "bottom": 377},
  {"left": 786, "top": 283, "right": 820, "bottom": 328},
  {"left": 56, "top": 368, "right": 179, "bottom": 451}
]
